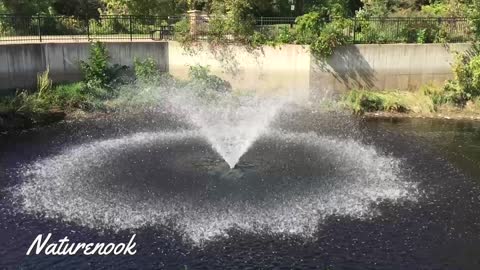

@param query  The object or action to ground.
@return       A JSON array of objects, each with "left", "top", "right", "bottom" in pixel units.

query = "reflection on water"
[{"left": 364, "top": 118, "right": 480, "bottom": 179}]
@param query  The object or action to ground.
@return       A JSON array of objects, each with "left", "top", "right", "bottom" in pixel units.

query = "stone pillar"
[{"left": 187, "top": 10, "right": 201, "bottom": 36}]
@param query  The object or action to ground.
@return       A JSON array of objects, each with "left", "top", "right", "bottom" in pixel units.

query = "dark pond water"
[{"left": 1, "top": 110, "right": 480, "bottom": 269}]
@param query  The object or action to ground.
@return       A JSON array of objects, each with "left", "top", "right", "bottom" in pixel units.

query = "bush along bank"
[
  {"left": 342, "top": 44, "right": 480, "bottom": 120},
  {"left": 0, "top": 42, "right": 232, "bottom": 132}
]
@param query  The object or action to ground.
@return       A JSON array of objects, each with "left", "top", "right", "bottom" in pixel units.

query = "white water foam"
[{"left": 11, "top": 130, "right": 418, "bottom": 245}]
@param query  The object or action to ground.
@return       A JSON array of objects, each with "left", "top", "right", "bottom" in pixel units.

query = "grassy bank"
[
  {"left": 342, "top": 44, "right": 480, "bottom": 120},
  {"left": 0, "top": 42, "right": 235, "bottom": 132},
  {"left": 5, "top": 40, "right": 480, "bottom": 132},
  {"left": 342, "top": 88, "right": 480, "bottom": 120}
]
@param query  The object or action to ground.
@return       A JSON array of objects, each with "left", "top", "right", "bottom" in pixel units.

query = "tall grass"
[{"left": 343, "top": 88, "right": 436, "bottom": 114}]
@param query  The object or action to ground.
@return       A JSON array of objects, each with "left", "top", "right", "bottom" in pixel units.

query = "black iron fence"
[
  {"left": 0, "top": 15, "right": 179, "bottom": 42},
  {"left": 0, "top": 14, "right": 473, "bottom": 44},
  {"left": 347, "top": 17, "right": 471, "bottom": 44}
]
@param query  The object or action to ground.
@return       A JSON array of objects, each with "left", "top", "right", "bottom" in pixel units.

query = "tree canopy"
[{"left": 0, "top": 0, "right": 478, "bottom": 19}]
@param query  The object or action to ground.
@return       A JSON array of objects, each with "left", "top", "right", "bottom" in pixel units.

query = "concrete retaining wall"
[
  {"left": 0, "top": 42, "right": 168, "bottom": 93},
  {"left": 168, "top": 42, "right": 311, "bottom": 100},
  {"left": 310, "top": 43, "right": 470, "bottom": 97},
  {"left": 0, "top": 41, "right": 470, "bottom": 98}
]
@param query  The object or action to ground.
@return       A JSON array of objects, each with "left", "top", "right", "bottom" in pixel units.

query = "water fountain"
[
  {"left": 167, "top": 90, "right": 288, "bottom": 168},
  {"left": 10, "top": 87, "right": 418, "bottom": 245}
]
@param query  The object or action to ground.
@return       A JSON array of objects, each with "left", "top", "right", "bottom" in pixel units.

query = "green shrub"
[
  {"left": 420, "top": 84, "right": 451, "bottom": 106},
  {"left": 343, "top": 89, "right": 435, "bottom": 114},
  {"left": 250, "top": 31, "right": 268, "bottom": 47},
  {"left": 294, "top": 13, "right": 349, "bottom": 59},
  {"left": 207, "top": 16, "right": 230, "bottom": 44},
  {"left": 50, "top": 82, "right": 88, "bottom": 109},
  {"left": 294, "top": 12, "right": 325, "bottom": 44},
  {"left": 80, "top": 41, "right": 127, "bottom": 95},
  {"left": 134, "top": 57, "right": 159, "bottom": 82},
  {"left": 222, "top": 0, "right": 255, "bottom": 41},
  {"left": 10, "top": 90, "right": 51, "bottom": 114},
  {"left": 89, "top": 17, "right": 130, "bottom": 35},
  {"left": 311, "top": 18, "right": 349, "bottom": 59},
  {"left": 173, "top": 17, "right": 193, "bottom": 45},
  {"left": 274, "top": 25, "right": 295, "bottom": 44},
  {"left": 188, "top": 65, "right": 232, "bottom": 94},
  {"left": 81, "top": 41, "right": 110, "bottom": 88},
  {"left": 37, "top": 68, "right": 52, "bottom": 98},
  {"left": 0, "top": 96, "right": 15, "bottom": 113},
  {"left": 442, "top": 47, "right": 480, "bottom": 106}
]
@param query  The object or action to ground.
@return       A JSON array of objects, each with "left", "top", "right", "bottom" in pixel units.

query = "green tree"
[
  {"left": 304, "top": 0, "right": 363, "bottom": 17},
  {"left": 101, "top": 0, "right": 186, "bottom": 15},
  {"left": 1, "top": 0, "right": 54, "bottom": 15},
  {"left": 209, "top": 0, "right": 255, "bottom": 40},
  {"left": 467, "top": 0, "right": 480, "bottom": 39},
  {"left": 52, "top": 0, "right": 103, "bottom": 18}
]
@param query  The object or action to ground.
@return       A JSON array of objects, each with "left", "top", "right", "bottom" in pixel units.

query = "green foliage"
[
  {"left": 353, "top": 14, "right": 462, "bottom": 44},
  {"left": 206, "top": 15, "right": 230, "bottom": 44},
  {"left": 101, "top": 0, "right": 179, "bottom": 16},
  {"left": 1, "top": 81, "right": 111, "bottom": 115},
  {"left": 416, "top": 28, "right": 427, "bottom": 44},
  {"left": 188, "top": 65, "right": 232, "bottom": 93},
  {"left": 467, "top": 0, "right": 480, "bottom": 40},
  {"left": 342, "top": 89, "right": 435, "bottom": 114},
  {"left": 134, "top": 57, "right": 159, "bottom": 82},
  {"left": 294, "top": 13, "right": 349, "bottom": 58},
  {"left": 294, "top": 12, "right": 325, "bottom": 44},
  {"left": 227, "top": 0, "right": 256, "bottom": 38},
  {"left": 442, "top": 47, "right": 480, "bottom": 105},
  {"left": 37, "top": 68, "right": 52, "bottom": 98},
  {"left": 250, "top": 31, "right": 268, "bottom": 47},
  {"left": 342, "top": 90, "right": 404, "bottom": 114},
  {"left": 89, "top": 17, "right": 129, "bottom": 35},
  {"left": 81, "top": 41, "right": 110, "bottom": 88},
  {"left": 214, "top": 0, "right": 256, "bottom": 42},
  {"left": 306, "top": 0, "right": 361, "bottom": 17},
  {"left": 173, "top": 0, "right": 258, "bottom": 46},
  {"left": 275, "top": 25, "right": 295, "bottom": 43},
  {"left": 312, "top": 18, "right": 349, "bottom": 58},
  {"left": 2, "top": 0, "right": 53, "bottom": 15},
  {"left": 421, "top": 2, "right": 454, "bottom": 16},
  {"left": 52, "top": 0, "right": 102, "bottom": 18},
  {"left": 174, "top": 17, "right": 194, "bottom": 45},
  {"left": 420, "top": 84, "right": 453, "bottom": 106},
  {"left": 344, "top": 47, "right": 480, "bottom": 115},
  {"left": 252, "top": 24, "right": 296, "bottom": 46},
  {"left": 80, "top": 41, "right": 127, "bottom": 95},
  {"left": 49, "top": 82, "right": 91, "bottom": 109},
  {"left": 357, "top": 0, "right": 398, "bottom": 17}
]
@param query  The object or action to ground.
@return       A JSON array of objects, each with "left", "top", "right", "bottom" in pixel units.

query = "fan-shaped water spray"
[
  {"left": 12, "top": 129, "right": 417, "bottom": 244},
  {"left": 167, "top": 91, "right": 288, "bottom": 168}
]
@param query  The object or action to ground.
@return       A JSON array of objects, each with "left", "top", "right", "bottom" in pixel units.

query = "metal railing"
[
  {"left": 0, "top": 15, "right": 178, "bottom": 42},
  {"left": 0, "top": 14, "right": 473, "bottom": 44},
  {"left": 347, "top": 17, "right": 472, "bottom": 44}
]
